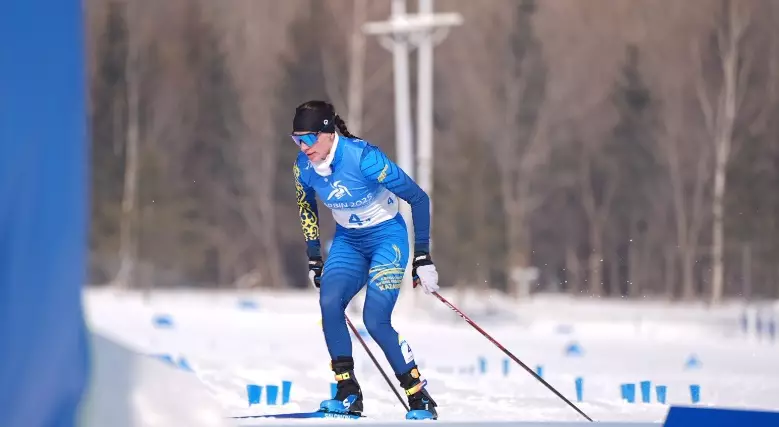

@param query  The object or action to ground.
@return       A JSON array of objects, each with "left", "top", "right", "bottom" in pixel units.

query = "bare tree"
[
  {"left": 346, "top": 0, "right": 368, "bottom": 137},
  {"left": 659, "top": 79, "right": 712, "bottom": 300},
  {"left": 577, "top": 130, "right": 618, "bottom": 297},
  {"left": 114, "top": 0, "right": 141, "bottom": 289},
  {"left": 316, "top": 0, "right": 376, "bottom": 134},
  {"left": 85, "top": 0, "right": 109, "bottom": 122},
  {"left": 332, "top": 0, "right": 393, "bottom": 139},
  {"left": 216, "top": 0, "right": 300, "bottom": 289},
  {"left": 538, "top": 0, "right": 627, "bottom": 296},
  {"left": 108, "top": 0, "right": 204, "bottom": 290},
  {"left": 693, "top": 0, "right": 753, "bottom": 304},
  {"left": 435, "top": 1, "right": 554, "bottom": 295},
  {"left": 493, "top": 1, "right": 552, "bottom": 297},
  {"left": 632, "top": 0, "right": 721, "bottom": 300}
]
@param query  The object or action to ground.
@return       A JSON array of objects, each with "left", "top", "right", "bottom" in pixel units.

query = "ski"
[{"left": 231, "top": 409, "right": 364, "bottom": 420}]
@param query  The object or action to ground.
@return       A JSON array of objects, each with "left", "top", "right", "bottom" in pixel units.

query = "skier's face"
[{"left": 295, "top": 132, "right": 334, "bottom": 162}]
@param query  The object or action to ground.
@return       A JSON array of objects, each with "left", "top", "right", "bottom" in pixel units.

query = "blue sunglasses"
[{"left": 290, "top": 132, "right": 319, "bottom": 147}]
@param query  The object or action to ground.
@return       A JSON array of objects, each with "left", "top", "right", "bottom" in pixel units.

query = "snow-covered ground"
[{"left": 82, "top": 287, "right": 779, "bottom": 425}]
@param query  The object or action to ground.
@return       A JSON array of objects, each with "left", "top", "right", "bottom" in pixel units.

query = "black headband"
[{"left": 293, "top": 107, "right": 336, "bottom": 133}]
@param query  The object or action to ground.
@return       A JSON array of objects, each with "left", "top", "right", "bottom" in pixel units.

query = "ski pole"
[
  {"left": 431, "top": 291, "right": 594, "bottom": 422},
  {"left": 345, "top": 314, "right": 410, "bottom": 412}
]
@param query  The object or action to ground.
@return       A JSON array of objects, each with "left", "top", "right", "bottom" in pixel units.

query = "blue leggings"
[{"left": 319, "top": 214, "right": 416, "bottom": 375}]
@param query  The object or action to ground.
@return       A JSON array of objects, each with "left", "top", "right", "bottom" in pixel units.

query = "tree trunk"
[
  {"left": 710, "top": 150, "right": 728, "bottom": 304},
  {"left": 116, "top": 3, "right": 140, "bottom": 290},
  {"left": 700, "top": 0, "right": 748, "bottom": 305},
  {"left": 566, "top": 244, "right": 580, "bottom": 295},
  {"left": 255, "top": 138, "right": 288, "bottom": 289},
  {"left": 346, "top": 0, "right": 367, "bottom": 137},
  {"left": 259, "top": 201, "right": 286, "bottom": 289},
  {"left": 627, "top": 240, "right": 640, "bottom": 297},
  {"left": 741, "top": 244, "right": 752, "bottom": 300},
  {"left": 664, "top": 246, "right": 676, "bottom": 298},
  {"left": 609, "top": 246, "right": 620, "bottom": 296},
  {"left": 680, "top": 244, "right": 696, "bottom": 300},
  {"left": 506, "top": 200, "right": 532, "bottom": 297},
  {"left": 588, "top": 220, "right": 604, "bottom": 296}
]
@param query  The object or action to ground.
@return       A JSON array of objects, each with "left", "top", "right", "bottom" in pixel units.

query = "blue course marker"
[
  {"left": 535, "top": 365, "right": 544, "bottom": 378},
  {"left": 640, "top": 380, "right": 652, "bottom": 403},
  {"left": 266, "top": 385, "right": 279, "bottom": 405},
  {"left": 690, "top": 384, "right": 701, "bottom": 404},
  {"left": 656, "top": 385, "right": 667, "bottom": 404},
  {"left": 247, "top": 385, "right": 262, "bottom": 405},
  {"left": 282, "top": 381, "right": 292, "bottom": 404},
  {"left": 575, "top": 377, "right": 583, "bottom": 402},
  {"left": 621, "top": 383, "right": 636, "bottom": 403}
]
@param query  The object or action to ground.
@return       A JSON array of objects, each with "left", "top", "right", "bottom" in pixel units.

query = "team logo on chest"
[{"left": 327, "top": 180, "right": 352, "bottom": 200}]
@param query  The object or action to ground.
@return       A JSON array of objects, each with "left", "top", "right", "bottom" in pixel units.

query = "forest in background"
[{"left": 86, "top": 0, "right": 779, "bottom": 303}]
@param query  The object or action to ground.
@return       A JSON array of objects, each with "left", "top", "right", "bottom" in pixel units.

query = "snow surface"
[
  {"left": 82, "top": 287, "right": 779, "bottom": 426},
  {"left": 79, "top": 331, "right": 231, "bottom": 427}
]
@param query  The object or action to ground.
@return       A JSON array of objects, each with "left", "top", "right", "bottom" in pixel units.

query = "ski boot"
[
  {"left": 319, "top": 356, "right": 364, "bottom": 415},
  {"left": 398, "top": 366, "right": 438, "bottom": 420}
]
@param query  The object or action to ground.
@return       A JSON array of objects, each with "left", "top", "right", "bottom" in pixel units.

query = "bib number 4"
[{"left": 349, "top": 213, "right": 364, "bottom": 226}]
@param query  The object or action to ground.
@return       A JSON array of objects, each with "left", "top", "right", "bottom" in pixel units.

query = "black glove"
[{"left": 308, "top": 256, "right": 323, "bottom": 290}]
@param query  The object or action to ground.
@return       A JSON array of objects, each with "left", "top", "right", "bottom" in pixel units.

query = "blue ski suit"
[{"left": 294, "top": 134, "right": 430, "bottom": 374}]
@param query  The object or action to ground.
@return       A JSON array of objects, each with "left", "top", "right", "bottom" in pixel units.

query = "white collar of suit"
[{"left": 312, "top": 133, "right": 340, "bottom": 177}]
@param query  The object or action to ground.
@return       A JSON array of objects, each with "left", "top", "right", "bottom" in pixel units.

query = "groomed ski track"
[{"left": 82, "top": 289, "right": 779, "bottom": 427}]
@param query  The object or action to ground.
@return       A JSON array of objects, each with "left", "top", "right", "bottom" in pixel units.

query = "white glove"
[{"left": 412, "top": 253, "right": 439, "bottom": 294}]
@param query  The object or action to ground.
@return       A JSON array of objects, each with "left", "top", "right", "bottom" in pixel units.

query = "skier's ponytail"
[{"left": 334, "top": 114, "right": 359, "bottom": 139}]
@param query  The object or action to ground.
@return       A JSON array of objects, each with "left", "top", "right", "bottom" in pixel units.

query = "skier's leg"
[
  {"left": 362, "top": 241, "right": 410, "bottom": 373},
  {"left": 318, "top": 235, "right": 368, "bottom": 413},
  {"left": 362, "top": 222, "right": 438, "bottom": 419},
  {"left": 319, "top": 236, "right": 368, "bottom": 360}
]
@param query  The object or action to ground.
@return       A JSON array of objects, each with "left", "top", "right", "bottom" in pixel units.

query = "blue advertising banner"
[{"left": 0, "top": 1, "right": 90, "bottom": 426}]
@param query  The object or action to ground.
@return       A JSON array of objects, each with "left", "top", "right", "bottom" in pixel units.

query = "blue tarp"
[
  {"left": 664, "top": 406, "right": 779, "bottom": 427},
  {"left": 0, "top": 1, "right": 90, "bottom": 426}
]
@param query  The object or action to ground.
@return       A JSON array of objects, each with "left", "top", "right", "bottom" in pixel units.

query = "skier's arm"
[
  {"left": 293, "top": 162, "right": 322, "bottom": 258},
  {"left": 360, "top": 145, "right": 431, "bottom": 254}
]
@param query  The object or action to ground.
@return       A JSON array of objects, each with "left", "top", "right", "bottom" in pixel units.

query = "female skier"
[{"left": 291, "top": 100, "right": 440, "bottom": 420}]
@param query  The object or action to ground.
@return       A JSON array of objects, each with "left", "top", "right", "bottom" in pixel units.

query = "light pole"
[{"left": 362, "top": 0, "right": 462, "bottom": 302}]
